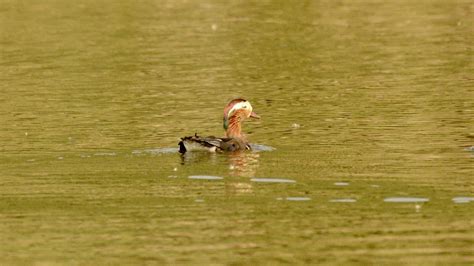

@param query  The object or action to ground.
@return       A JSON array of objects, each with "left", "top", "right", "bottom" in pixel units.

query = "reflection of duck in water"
[
  {"left": 179, "top": 150, "right": 260, "bottom": 177},
  {"left": 179, "top": 99, "right": 260, "bottom": 153},
  {"left": 228, "top": 151, "right": 260, "bottom": 177}
]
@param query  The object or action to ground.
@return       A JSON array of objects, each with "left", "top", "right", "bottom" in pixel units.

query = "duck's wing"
[
  {"left": 178, "top": 134, "right": 250, "bottom": 153},
  {"left": 178, "top": 134, "right": 223, "bottom": 153},
  {"left": 218, "top": 138, "right": 251, "bottom": 152}
]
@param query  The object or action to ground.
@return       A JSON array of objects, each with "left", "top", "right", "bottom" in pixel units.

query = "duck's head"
[{"left": 223, "top": 98, "right": 260, "bottom": 131}]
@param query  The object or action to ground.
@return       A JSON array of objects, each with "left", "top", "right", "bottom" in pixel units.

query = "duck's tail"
[
  {"left": 178, "top": 139, "right": 187, "bottom": 153},
  {"left": 178, "top": 133, "right": 219, "bottom": 153}
]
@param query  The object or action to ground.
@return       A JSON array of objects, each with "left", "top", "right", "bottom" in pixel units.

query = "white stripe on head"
[{"left": 227, "top": 101, "right": 253, "bottom": 118}]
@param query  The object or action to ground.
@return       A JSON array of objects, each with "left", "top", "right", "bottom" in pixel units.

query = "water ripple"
[
  {"left": 329, "top": 198, "right": 357, "bottom": 203},
  {"left": 251, "top": 178, "right": 296, "bottom": 183},
  {"left": 188, "top": 175, "right": 224, "bottom": 180},
  {"left": 132, "top": 148, "right": 179, "bottom": 155},
  {"left": 277, "top": 197, "right": 311, "bottom": 201},
  {"left": 248, "top": 143, "right": 276, "bottom": 152},
  {"left": 384, "top": 197, "right": 429, "bottom": 203},
  {"left": 452, "top": 197, "right": 474, "bottom": 204}
]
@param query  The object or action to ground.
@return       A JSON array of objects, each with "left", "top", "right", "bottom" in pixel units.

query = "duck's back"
[{"left": 178, "top": 134, "right": 249, "bottom": 153}]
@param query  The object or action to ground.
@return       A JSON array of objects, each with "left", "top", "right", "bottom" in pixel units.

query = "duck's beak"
[{"left": 250, "top": 111, "right": 260, "bottom": 119}]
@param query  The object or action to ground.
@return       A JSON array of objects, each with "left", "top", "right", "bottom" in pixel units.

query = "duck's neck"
[{"left": 226, "top": 115, "right": 243, "bottom": 139}]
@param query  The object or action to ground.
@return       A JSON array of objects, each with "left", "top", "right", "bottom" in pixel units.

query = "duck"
[{"left": 179, "top": 98, "right": 260, "bottom": 153}]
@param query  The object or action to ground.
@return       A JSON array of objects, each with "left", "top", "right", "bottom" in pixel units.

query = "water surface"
[{"left": 1, "top": 0, "right": 473, "bottom": 264}]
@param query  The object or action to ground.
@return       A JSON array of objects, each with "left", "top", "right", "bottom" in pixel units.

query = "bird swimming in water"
[{"left": 178, "top": 99, "right": 260, "bottom": 153}]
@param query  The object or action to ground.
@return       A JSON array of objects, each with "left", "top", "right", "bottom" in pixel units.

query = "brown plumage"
[{"left": 179, "top": 99, "right": 260, "bottom": 153}]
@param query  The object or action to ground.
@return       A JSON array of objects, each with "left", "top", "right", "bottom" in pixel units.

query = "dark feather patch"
[{"left": 178, "top": 134, "right": 249, "bottom": 153}]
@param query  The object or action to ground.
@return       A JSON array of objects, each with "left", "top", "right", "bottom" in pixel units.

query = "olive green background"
[{"left": 1, "top": 0, "right": 473, "bottom": 264}]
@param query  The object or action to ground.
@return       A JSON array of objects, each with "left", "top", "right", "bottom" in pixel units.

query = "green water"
[{"left": 1, "top": 0, "right": 473, "bottom": 264}]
